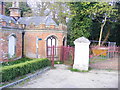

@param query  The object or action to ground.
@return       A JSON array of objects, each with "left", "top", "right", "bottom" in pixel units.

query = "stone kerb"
[{"left": 73, "top": 37, "right": 90, "bottom": 71}]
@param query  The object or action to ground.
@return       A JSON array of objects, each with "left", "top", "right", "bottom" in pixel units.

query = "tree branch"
[{"left": 98, "top": 15, "right": 107, "bottom": 46}]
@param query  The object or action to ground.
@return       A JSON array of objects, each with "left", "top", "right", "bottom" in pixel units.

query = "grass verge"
[{"left": 69, "top": 68, "right": 89, "bottom": 72}]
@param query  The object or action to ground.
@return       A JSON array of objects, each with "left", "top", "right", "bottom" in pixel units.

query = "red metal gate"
[{"left": 47, "top": 46, "right": 74, "bottom": 67}]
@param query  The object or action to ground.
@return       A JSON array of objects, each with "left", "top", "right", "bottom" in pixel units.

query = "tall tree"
[
  {"left": 4, "top": 2, "right": 32, "bottom": 17},
  {"left": 68, "top": 2, "right": 118, "bottom": 46},
  {"left": 19, "top": 2, "right": 32, "bottom": 17},
  {"left": 5, "top": 2, "right": 11, "bottom": 16},
  {"left": 67, "top": 2, "right": 94, "bottom": 46},
  {"left": 27, "top": 1, "right": 70, "bottom": 25},
  {"left": 88, "top": 2, "right": 118, "bottom": 46}
]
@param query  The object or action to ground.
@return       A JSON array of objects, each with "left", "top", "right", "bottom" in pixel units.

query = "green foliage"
[
  {"left": 54, "top": 61, "right": 63, "bottom": 64},
  {"left": 1, "top": 58, "right": 51, "bottom": 82},
  {"left": 70, "top": 68, "right": 89, "bottom": 72},
  {"left": 2, "top": 57, "right": 32, "bottom": 66},
  {"left": 67, "top": 2, "right": 93, "bottom": 46},
  {"left": 19, "top": 2, "right": 32, "bottom": 17},
  {"left": 109, "top": 22, "right": 120, "bottom": 46},
  {"left": 49, "top": 2, "right": 70, "bottom": 25},
  {"left": 4, "top": 2, "right": 32, "bottom": 17},
  {"left": 67, "top": 2, "right": 119, "bottom": 46},
  {"left": 89, "top": 2, "right": 118, "bottom": 46},
  {"left": 5, "top": 2, "right": 12, "bottom": 16},
  {"left": 108, "top": 2, "right": 120, "bottom": 46}
]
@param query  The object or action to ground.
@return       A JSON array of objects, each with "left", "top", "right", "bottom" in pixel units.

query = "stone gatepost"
[{"left": 73, "top": 37, "right": 90, "bottom": 71}]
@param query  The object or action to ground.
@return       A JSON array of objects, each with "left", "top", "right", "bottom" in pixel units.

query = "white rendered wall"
[{"left": 73, "top": 37, "right": 90, "bottom": 70}]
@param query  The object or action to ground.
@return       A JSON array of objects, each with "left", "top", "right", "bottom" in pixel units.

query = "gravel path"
[
  {"left": 90, "top": 57, "right": 118, "bottom": 70},
  {"left": 13, "top": 64, "right": 118, "bottom": 88}
]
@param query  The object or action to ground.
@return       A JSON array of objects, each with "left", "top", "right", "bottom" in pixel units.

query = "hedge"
[
  {"left": 1, "top": 58, "right": 51, "bottom": 82},
  {"left": 2, "top": 57, "right": 32, "bottom": 66}
]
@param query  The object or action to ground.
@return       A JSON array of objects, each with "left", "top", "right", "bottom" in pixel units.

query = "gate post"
[
  {"left": 51, "top": 45, "right": 54, "bottom": 67},
  {"left": 60, "top": 46, "right": 64, "bottom": 62},
  {"left": 67, "top": 45, "right": 70, "bottom": 61},
  {"left": 73, "top": 37, "right": 90, "bottom": 71}
]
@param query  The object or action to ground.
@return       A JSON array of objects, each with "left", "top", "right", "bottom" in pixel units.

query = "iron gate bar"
[{"left": 46, "top": 46, "right": 75, "bottom": 66}]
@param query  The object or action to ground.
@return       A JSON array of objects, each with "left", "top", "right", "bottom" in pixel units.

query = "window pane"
[
  {"left": 52, "top": 38, "right": 55, "bottom": 46},
  {"left": 47, "top": 36, "right": 57, "bottom": 56},
  {"left": 48, "top": 48, "right": 52, "bottom": 55},
  {"left": 47, "top": 38, "right": 51, "bottom": 46}
]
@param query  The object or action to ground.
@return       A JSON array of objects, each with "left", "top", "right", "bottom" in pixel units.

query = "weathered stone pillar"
[{"left": 73, "top": 37, "right": 90, "bottom": 71}]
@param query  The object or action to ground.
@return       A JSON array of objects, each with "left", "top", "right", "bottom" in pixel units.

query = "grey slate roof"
[
  {"left": 18, "top": 16, "right": 58, "bottom": 26},
  {"left": 0, "top": 14, "right": 16, "bottom": 23},
  {"left": 0, "top": 14, "right": 57, "bottom": 26}
]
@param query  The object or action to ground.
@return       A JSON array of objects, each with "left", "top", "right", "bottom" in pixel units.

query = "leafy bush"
[
  {"left": 2, "top": 57, "right": 32, "bottom": 66},
  {"left": 1, "top": 58, "right": 51, "bottom": 82}
]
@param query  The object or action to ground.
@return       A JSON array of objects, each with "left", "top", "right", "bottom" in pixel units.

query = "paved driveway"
[{"left": 14, "top": 64, "right": 118, "bottom": 88}]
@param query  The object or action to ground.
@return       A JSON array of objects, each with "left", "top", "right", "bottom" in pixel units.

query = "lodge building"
[{"left": 0, "top": 1, "right": 67, "bottom": 62}]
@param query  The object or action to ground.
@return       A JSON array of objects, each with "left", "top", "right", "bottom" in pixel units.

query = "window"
[
  {"left": 63, "top": 37, "right": 67, "bottom": 46},
  {"left": 8, "top": 35, "right": 16, "bottom": 58},
  {"left": 46, "top": 36, "right": 57, "bottom": 56}
]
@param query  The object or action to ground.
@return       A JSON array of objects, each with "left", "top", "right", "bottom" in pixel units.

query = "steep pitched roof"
[
  {"left": 0, "top": 14, "right": 58, "bottom": 27},
  {"left": 0, "top": 14, "right": 16, "bottom": 23},
  {"left": 17, "top": 16, "right": 58, "bottom": 26}
]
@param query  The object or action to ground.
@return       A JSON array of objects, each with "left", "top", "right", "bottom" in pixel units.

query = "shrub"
[
  {"left": 2, "top": 57, "right": 32, "bottom": 66},
  {"left": 1, "top": 58, "right": 51, "bottom": 82}
]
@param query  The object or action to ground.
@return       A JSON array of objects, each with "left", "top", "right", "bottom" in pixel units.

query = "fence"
[
  {"left": 90, "top": 46, "right": 119, "bottom": 59},
  {"left": 47, "top": 46, "right": 74, "bottom": 66},
  {"left": 90, "top": 40, "right": 119, "bottom": 59},
  {"left": 46, "top": 41, "right": 119, "bottom": 70},
  {"left": 89, "top": 40, "right": 119, "bottom": 70},
  {"left": 89, "top": 45, "right": 119, "bottom": 70},
  {"left": 90, "top": 40, "right": 116, "bottom": 47}
]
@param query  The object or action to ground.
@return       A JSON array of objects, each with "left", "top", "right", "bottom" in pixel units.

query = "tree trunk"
[
  {"left": 98, "top": 16, "right": 107, "bottom": 46},
  {"left": 101, "top": 25, "right": 110, "bottom": 45}
]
